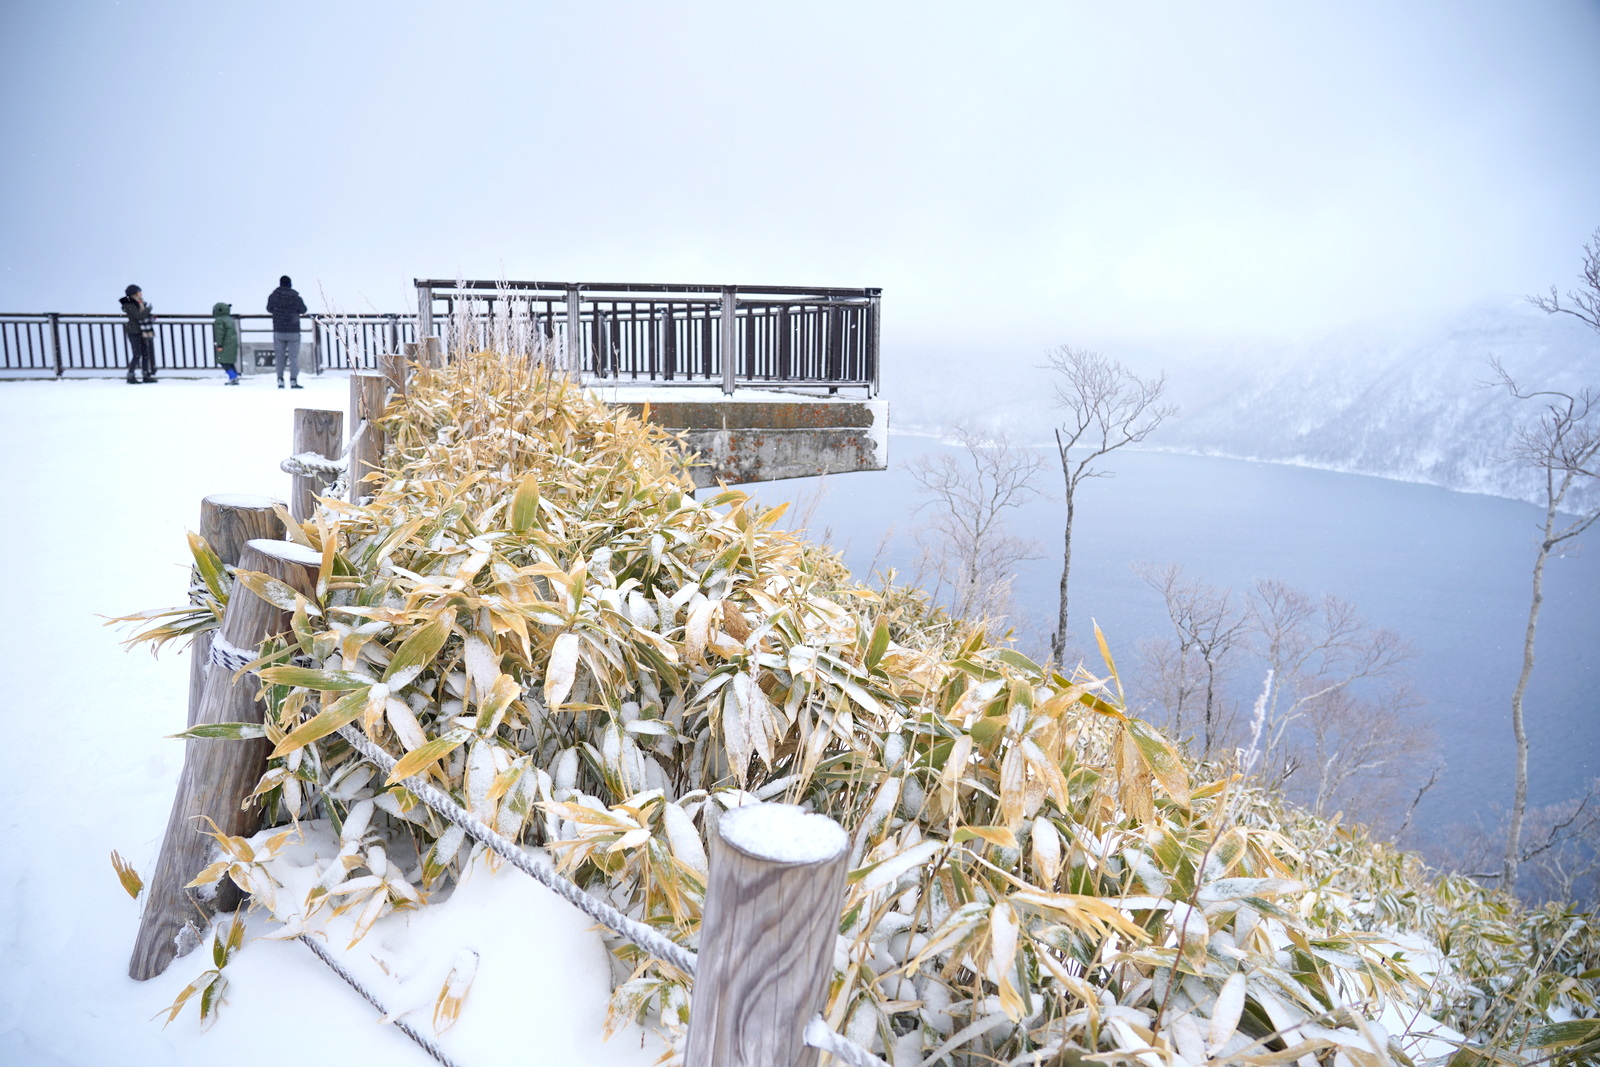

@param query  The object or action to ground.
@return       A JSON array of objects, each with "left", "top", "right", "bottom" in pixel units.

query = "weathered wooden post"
[
  {"left": 130, "top": 538, "right": 321, "bottom": 980},
  {"left": 379, "top": 351, "right": 408, "bottom": 398},
  {"left": 186, "top": 495, "right": 284, "bottom": 726},
  {"left": 425, "top": 335, "right": 442, "bottom": 367},
  {"left": 290, "top": 409, "right": 343, "bottom": 522},
  {"left": 348, "top": 370, "right": 388, "bottom": 504},
  {"left": 683, "top": 803, "right": 849, "bottom": 1067}
]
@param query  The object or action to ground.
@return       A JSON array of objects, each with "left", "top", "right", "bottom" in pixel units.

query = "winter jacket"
[
  {"left": 266, "top": 285, "right": 307, "bottom": 333},
  {"left": 212, "top": 302, "right": 238, "bottom": 365},
  {"left": 120, "top": 295, "right": 154, "bottom": 339}
]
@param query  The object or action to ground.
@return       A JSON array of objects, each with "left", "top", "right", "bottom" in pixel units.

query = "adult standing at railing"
[
  {"left": 266, "top": 275, "right": 307, "bottom": 389},
  {"left": 119, "top": 285, "right": 156, "bottom": 384}
]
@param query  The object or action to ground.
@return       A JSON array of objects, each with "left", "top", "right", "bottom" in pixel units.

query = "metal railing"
[
  {"left": 0, "top": 313, "right": 422, "bottom": 375},
  {"left": 417, "top": 279, "right": 881, "bottom": 395},
  {"left": 2, "top": 281, "right": 881, "bottom": 395}
]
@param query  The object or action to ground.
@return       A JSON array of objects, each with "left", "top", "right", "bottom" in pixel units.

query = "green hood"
[{"left": 212, "top": 302, "right": 232, "bottom": 318}]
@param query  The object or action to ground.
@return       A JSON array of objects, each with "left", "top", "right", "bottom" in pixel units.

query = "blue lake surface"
[{"left": 729, "top": 434, "right": 1599, "bottom": 843}]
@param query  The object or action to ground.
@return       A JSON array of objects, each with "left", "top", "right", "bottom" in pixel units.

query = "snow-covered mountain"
[{"left": 889, "top": 299, "right": 1600, "bottom": 510}]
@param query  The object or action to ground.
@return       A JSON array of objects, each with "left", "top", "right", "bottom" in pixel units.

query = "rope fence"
[{"left": 136, "top": 365, "right": 894, "bottom": 1067}]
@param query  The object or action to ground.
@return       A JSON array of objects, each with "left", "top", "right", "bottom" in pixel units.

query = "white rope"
[
  {"left": 281, "top": 452, "right": 347, "bottom": 478},
  {"left": 333, "top": 724, "right": 700, "bottom": 976},
  {"left": 804, "top": 1015, "right": 893, "bottom": 1067},
  {"left": 208, "top": 635, "right": 258, "bottom": 674},
  {"left": 297, "top": 934, "right": 464, "bottom": 1067},
  {"left": 221, "top": 631, "right": 886, "bottom": 1067}
]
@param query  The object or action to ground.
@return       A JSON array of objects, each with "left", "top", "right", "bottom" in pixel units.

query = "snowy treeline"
[{"left": 893, "top": 298, "right": 1600, "bottom": 510}]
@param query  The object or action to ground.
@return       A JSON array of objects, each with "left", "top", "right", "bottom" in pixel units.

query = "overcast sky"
[{"left": 3, "top": 0, "right": 1598, "bottom": 353}]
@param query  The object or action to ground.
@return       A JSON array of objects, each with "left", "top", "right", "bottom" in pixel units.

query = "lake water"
[{"left": 728, "top": 433, "right": 1599, "bottom": 844}]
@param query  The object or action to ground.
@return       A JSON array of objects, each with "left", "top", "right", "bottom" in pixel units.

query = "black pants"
[{"left": 126, "top": 333, "right": 155, "bottom": 380}]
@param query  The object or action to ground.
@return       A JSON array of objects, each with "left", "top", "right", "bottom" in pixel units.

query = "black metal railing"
[
  {"left": 0, "top": 313, "right": 423, "bottom": 375},
  {"left": 417, "top": 280, "right": 881, "bottom": 395},
  {"left": 2, "top": 282, "right": 881, "bottom": 395}
]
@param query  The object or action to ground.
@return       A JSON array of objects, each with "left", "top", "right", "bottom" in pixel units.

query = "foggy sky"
[{"left": 3, "top": 0, "right": 1598, "bottom": 353}]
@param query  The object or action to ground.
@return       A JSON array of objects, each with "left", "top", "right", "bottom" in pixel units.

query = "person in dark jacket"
[
  {"left": 119, "top": 284, "right": 156, "bottom": 383},
  {"left": 266, "top": 275, "right": 307, "bottom": 388},
  {"left": 212, "top": 302, "right": 240, "bottom": 384}
]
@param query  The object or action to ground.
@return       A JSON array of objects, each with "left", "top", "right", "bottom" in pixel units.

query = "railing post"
[
  {"left": 867, "top": 291, "right": 881, "bottom": 397},
  {"left": 565, "top": 285, "right": 582, "bottom": 379},
  {"left": 186, "top": 496, "right": 284, "bottom": 727},
  {"left": 349, "top": 371, "right": 388, "bottom": 504},
  {"left": 721, "top": 287, "right": 737, "bottom": 395},
  {"left": 683, "top": 803, "right": 849, "bottom": 1067},
  {"left": 386, "top": 314, "right": 399, "bottom": 356},
  {"left": 129, "top": 537, "right": 321, "bottom": 981},
  {"left": 417, "top": 284, "right": 434, "bottom": 341},
  {"left": 291, "top": 409, "right": 344, "bottom": 522},
  {"left": 48, "top": 313, "right": 62, "bottom": 377}
]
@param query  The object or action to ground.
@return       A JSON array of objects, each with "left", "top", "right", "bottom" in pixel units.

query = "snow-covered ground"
[{"left": 0, "top": 374, "right": 664, "bottom": 1066}]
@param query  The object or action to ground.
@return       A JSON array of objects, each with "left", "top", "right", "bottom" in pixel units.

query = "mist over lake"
[{"left": 731, "top": 434, "right": 1600, "bottom": 846}]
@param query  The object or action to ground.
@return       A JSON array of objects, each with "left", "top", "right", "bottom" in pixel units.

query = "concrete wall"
[{"left": 604, "top": 392, "right": 889, "bottom": 486}]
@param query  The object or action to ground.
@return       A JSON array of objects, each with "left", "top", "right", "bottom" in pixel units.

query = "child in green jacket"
[{"left": 213, "top": 302, "right": 240, "bottom": 384}]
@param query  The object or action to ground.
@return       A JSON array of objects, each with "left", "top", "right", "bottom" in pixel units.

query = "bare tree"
[
  {"left": 1249, "top": 579, "right": 1414, "bottom": 784},
  {"left": 1134, "top": 563, "right": 1248, "bottom": 751},
  {"left": 1044, "top": 346, "right": 1176, "bottom": 664},
  {"left": 907, "top": 428, "right": 1046, "bottom": 626},
  {"left": 1135, "top": 567, "right": 1428, "bottom": 830},
  {"left": 1490, "top": 360, "right": 1600, "bottom": 890},
  {"left": 1530, "top": 226, "right": 1600, "bottom": 333}
]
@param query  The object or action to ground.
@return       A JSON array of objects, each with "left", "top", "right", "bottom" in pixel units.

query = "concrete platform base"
[{"left": 592, "top": 386, "right": 888, "bottom": 486}]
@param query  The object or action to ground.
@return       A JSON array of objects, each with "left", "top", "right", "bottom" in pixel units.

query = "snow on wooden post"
[
  {"left": 130, "top": 538, "right": 321, "bottom": 981},
  {"left": 348, "top": 370, "right": 388, "bottom": 504},
  {"left": 290, "top": 409, "right": 343, "bottom": 522},
  {"left": 186, "top": 495, "right": 283, "bottom": 727},
  {"left": 684, "top": 803, "right": 849, "bottom": 1067}
]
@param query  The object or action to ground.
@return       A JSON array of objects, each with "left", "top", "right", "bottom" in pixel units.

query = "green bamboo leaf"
[
  {"left": 1126, "top": 717, "right": 1190, "bottom": 805},
  {"left": 991, "top": 648, "right": 1041, "bottom": 675},
  {"left": 168, "top": 722, "right": 266, "bottom": 741},
  {"left": 866, "top": 618, "right": 890, "bottom": 669},
  {"left": 511, "top": 472, "right": 542, "bottom": 533},
  {"left": 187, "top": 532, "right": 229, "bottom": 602},
  {"left": 259, "top": 666, "right": 374, "bottom": 691},
  {"left": 388, "top": 727, "right": 473, "bottom": 784},
  {"left": 271, "top": 687, "right": 370, "bottom": 756},
  {"left": 233, "top": 569, "right": 321, "bottom": 616},
  {"left": 1522, "top": 1019, "right": 1600, "bottom": 1050},
  {"left": 383, "top": 617, "right": 450, "bottom": 685}
]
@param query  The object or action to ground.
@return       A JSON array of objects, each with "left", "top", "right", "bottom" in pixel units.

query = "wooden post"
[
  {"left": 379, "top": 351, "right": 408, "bottom": 398},
  {"left": 186, "top": 495, "right": 284, "bottom": 727},
  {"left": 290, "top": 409, "right": 343, "bottom": 522},
  {"left": 424, "top": 335, "right": 442, "bottom": 367},
  {"left": 130, "top": 538, "right": 321, "bottom": 981},
  {"left": 417, "top": 283, "right": 433, "bottom": 341},
  {"left": 683, "top": 803, "right": 849, "bottom": 1067},
  {"left": 721, "top": 287, "right": 737, "bottom": 395},
  {"left": 348, "top": 370, "right": 388, "bottom": 504}
]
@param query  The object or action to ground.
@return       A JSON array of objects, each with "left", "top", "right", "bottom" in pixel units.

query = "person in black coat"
[
  {"left": 266, "top": 274, "right": 308, "bottom": 388},
  {"left": 119, "top": 284, "right": 156, "bottom": 383}
]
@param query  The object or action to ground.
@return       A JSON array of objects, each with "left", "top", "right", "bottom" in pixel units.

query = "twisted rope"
[
  {"left": 297, "top": 934, "right": 463, "bottom": 1067},
  {"left": 333, "top": 724, "right": 700, "bottom": 976},
  {"left": 804, "top": 1015, "right": 894, "bottom": 1067},
  {"left": 280, "top": 452, "right": 347, "bottom": 479}
]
